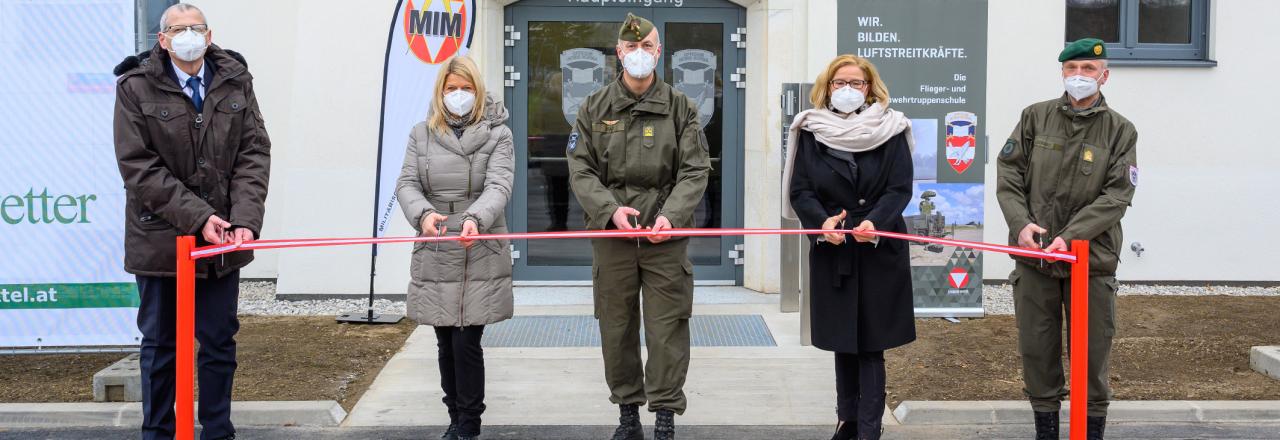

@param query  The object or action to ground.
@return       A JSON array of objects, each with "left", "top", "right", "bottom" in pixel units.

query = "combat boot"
[
  {"left": 654, "top": 409, "right": 675, "bottom": 440},
  {"left": 611, "top": 404, "right": 643, "bottom": 440},
  {"left": 1034, "top": 411, "right": 1059, "bottom": 440},
  {"left": 1087, "top": 415, "right": 1106, "bottom": 440}
]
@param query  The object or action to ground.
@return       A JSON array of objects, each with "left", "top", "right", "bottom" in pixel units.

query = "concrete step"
[
  {"left": 893, "top": 400, "right": 1280, "bottom": 425},
  {"left": 1251, "top": 346, "right": 1280, "bottom": 381},
  {"left": 0, "top": 401, "right": 346, "bottom": 428},
  {"left": 92, "top": 354, "right": 141, "bottom": 402}
]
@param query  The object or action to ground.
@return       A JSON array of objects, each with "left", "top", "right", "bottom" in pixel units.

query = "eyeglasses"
[
  {"left": 830, "top": 79, "right": 869, "bottom": 88},
  {"left": 162, "top": 24, "right": 209, "bottom": 35}
]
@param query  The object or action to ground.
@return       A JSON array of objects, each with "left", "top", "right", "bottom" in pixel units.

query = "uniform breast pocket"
[
  {"left": 641, "top": 122, "right": 657, "bottom": 148},
  {"left": 1030, "top": 135, "right": 1065, "bottom": 181},
  {"left": 1032, "top": 135, "right": 1064, "bottom": 152},
  {"left": 592, "top": 121, "right": 627, "bottom": 179},
  {"left": 635, "top": 119, "right": 676, "bottom": 181},
  {"left": 1078, "top": 143, "right": 1107, "bottom": 177},
  {"left": 640, "top": 119, "right": 675, "bottom": 151}
]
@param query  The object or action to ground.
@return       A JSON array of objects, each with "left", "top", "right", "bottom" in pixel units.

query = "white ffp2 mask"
[
  {"left": 168, "top": 29, "right": 208, "bottom": 62},
  {"left": 1064, "top": 75, "right": 1099, "bottom": 101},
  {"left": 830, "top": 86, "right": 865, "bottom": 114},
  {"left": 443, "top": 90, "right": 476, "bottom": 117},
  {"left": 622, "top": 49, "right": 657, "bottom": 79}
]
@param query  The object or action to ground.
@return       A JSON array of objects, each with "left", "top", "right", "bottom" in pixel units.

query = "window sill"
[{"left": 1107, "top": 59, "right": 1218, "bottom": 68}]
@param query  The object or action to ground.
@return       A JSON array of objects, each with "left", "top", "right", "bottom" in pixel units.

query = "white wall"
[
  {"left": 197, "top": 0, "right": 1279, "bottom": 296},
  {"left": 197, "top": 0, "right": 306, "bottom": 279},
  {"left": 201, "top": 0, "right": 405, "bottom": 294},
  {"left": 982, "top": 0, "right": 1280, "bottom": 282},
  {"left": 741, "top": 0, "right": 837, "bottom": 293}
]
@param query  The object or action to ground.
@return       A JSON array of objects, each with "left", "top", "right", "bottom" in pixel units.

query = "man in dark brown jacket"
[{"left": 112, "top": 4, "right": 269, "bottom": 440}]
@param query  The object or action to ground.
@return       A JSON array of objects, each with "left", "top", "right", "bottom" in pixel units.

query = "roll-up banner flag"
[
  {"left": 373, "top": 0, "right": 477, "bottom": 239},
  {"left": 0, "top": 0, "right": 141, "bottom": 347}
]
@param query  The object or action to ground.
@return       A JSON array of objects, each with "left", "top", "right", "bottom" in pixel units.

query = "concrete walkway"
[
  {"left": 346, "top": 289, "right": 1280, "bottom": 430},
  {"left": 345, "top": 298, "right": 896, "bottom": 427}
]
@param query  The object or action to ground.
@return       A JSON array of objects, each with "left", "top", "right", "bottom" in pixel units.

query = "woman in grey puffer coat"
[{"left": 395, "top": 55, "right": 513, "bottom": 440}]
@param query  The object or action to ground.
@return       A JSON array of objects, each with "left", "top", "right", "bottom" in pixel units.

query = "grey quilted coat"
[{"left": 396, "top": 94, "right": 514, "bottom": 327}]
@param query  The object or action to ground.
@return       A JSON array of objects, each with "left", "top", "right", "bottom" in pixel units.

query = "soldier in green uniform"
[
  {"left": 997, "top": 38, "right": 1139, "bottom": 440},
  {"left": 565, "top": 12, "right": 711, "bottom": 440},
  {"left": 919, "top": 195, "right": 935, "bottom": 219}
]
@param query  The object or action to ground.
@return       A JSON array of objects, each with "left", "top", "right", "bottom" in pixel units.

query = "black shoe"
[
  {"left": 457, "top": 436, "right": 479, "bottom": 440},
  {"left": 612, "top": 404, "right": 643, "bottom": 440},
  {"left": 1087, "top": 415, "right": 1106, "bottom": 440},
  {"left": 210, "top": 435, "right": 235, "bottom": 440},
  {"left": 441, "top": 423, "right": 458, "bottom": 440},
  {"left": 654, "top": 409, "right": 675, "bottom": 440},
  {"left": 1033, "top": 411, "right": 1060, "bottom": 440},
  {"left": 830, "top": 420, "right": 856, "bottom": 440}
]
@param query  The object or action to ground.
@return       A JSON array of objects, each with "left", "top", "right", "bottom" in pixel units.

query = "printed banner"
[
  {"left": 839, "top": 0, "right": 989, "bottom": 316},
  {"left": 0, "top": 0, "right": 141, "bottom": 346},
  {"left": 373, "top": 0, "right": 477, "bottom": 237}
]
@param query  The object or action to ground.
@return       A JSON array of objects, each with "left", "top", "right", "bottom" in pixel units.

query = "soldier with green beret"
[
  {"left": 997, "top": 37, "right": 1138, "bottom": 440},
  {"left": 566, "top": 11, "right": 711, "bottom": 440}
]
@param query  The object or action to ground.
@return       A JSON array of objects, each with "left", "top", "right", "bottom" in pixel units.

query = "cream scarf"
[{"left": 782, "top": 103, "right": 913, "bottom": 219}]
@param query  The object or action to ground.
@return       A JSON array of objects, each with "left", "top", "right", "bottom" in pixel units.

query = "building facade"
[{"left": 181, "top": 0, "right": 1275, "bottom": 297}]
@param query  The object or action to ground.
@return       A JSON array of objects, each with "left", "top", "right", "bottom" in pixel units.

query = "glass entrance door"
[{"left": 506, "top": 2, "right": 744, "bottom": 283}]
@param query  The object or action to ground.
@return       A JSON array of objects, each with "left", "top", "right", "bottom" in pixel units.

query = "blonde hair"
[
  {"left": 428, "top": 55, "right": 486, "bottom": 135},
  {"left": 810, "top": 54, "right": 891, "bottom": 110}
]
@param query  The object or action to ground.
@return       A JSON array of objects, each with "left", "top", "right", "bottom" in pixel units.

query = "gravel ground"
[
  {"left": 981, "top": 283, "right": 1280, "bottom": 315},
  {"left": 238, "top": 280, "right": 1279, "bottom": 317},
  {"left": 238, "top": 281, "right": 406, "bottom": 317}
]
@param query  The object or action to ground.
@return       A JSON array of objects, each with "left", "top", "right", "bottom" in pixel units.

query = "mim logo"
[{"left": 402, "top": 0, "right": 473, "bottom": 64}]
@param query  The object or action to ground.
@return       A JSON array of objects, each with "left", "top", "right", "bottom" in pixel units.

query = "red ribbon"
[{"left": 189, "top": 228, "right": 1075, "bottom": 263}]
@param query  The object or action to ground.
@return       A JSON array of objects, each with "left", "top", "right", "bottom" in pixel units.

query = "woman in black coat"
[{"left": 784, "top": 55, "right": 916, "bottom": 440}]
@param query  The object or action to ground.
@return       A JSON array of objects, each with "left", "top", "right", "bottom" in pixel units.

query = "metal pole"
[
  {"left": 780, "top": 217, "right": 801, "bottom": 313},
  {"left": 799, "top": 236, "right": 811, "bottom": 346},
  {"left": 1069, "top": 240, "right": 1090, "bottom": 440},
  {"left": 176, "top": 236, "right": 196, "bottom": 440}
]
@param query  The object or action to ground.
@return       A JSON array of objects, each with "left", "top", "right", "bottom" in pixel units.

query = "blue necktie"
[{"left": 187, "top": 76, "right": 203, "bottom": 113}]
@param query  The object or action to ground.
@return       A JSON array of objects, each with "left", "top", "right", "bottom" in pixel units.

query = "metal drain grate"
[{"left": 480, "top": 315, "right": 776, "bottom": 347}]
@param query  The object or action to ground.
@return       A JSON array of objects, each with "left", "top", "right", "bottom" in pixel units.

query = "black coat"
[{"left": 788, "top": 128, "right": 916, "bottom": 354}]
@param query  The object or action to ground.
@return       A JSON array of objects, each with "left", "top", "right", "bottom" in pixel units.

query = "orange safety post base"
[
  {"left": 176, "top": 236, "right": 196, "bottom": 440},
  {"left": 1068, "top": 239, "right": 1090, "bottom": 440}
]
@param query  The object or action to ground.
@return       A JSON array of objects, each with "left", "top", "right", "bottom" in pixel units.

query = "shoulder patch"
[
  {"left": 1129, "top": 165, "right": 1139, "bottom": 187},
  {"left": 567, "top": 131, "right": 579, "bottom": 152},
  {"left": 1000, "top": 139, "right": 1016, "bottom": 158}
]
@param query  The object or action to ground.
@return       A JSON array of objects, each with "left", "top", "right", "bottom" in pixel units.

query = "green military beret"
[
  {"left": 1059, "top": 38, "right": 1107, "bottom": 62},
  {"left": 619, "top": 12, "right": 654, "bottom": 42}
]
